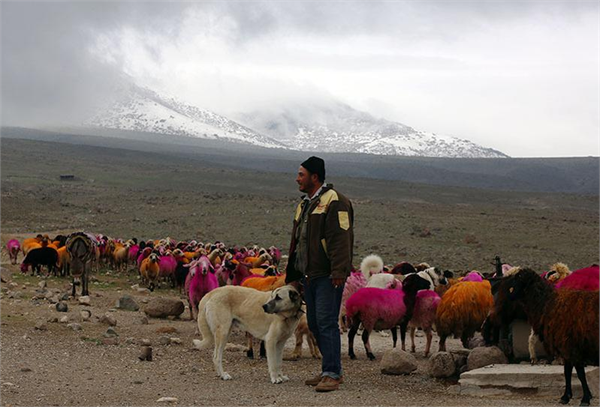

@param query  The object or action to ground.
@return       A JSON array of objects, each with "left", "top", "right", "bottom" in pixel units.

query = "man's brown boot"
[
  {"left": 305, "top": 374, "right": 322, "bottom": 386},
  {"left": 315, "top": 376, "right": 341, "bottom": 392}
]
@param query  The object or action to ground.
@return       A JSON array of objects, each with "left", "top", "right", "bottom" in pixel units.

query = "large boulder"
[
  {"left": 467, "top": 346, "right": 508, "bottom": 371},
  {"left": 143, "top": 298, "right": 185, "bottom": 318},
  {"left": 380, "top": 348, "right": 418, "bottom": 375},
  {"left": 428, "top": 352, "right": 456, "bottom": 378},
  {"left": 116, "top": 295, "right": 139, "bottom": 311}
]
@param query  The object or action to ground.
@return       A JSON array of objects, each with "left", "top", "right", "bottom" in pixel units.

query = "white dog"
[{"left": 194, "top": 285, "right": 303, "bottom": 383}]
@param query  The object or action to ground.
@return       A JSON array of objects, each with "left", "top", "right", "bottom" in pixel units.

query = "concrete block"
[
  {"left": 511, "top": 319, "right": 546, "bottom": 360},
  {"left": 459, "top": 364, "right": 599, "bottom": 397}
]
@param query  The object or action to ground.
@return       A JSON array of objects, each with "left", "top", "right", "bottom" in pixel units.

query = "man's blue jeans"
[{"left": 302, "top": 276, "right": 344, "bottom": 379}]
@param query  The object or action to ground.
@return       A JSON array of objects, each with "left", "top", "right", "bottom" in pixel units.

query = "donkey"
[{"left": 66, "top": 232, "right": 95, "bottom": 297}]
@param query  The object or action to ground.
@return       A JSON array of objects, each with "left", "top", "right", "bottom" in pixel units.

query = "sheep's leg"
[
  {"left": 348, "top": 321, "right": 359, "bottom": 360},
  {"left": 575, "top": 363, "right": 592, "bottom": 406},
  {"left": 560, "top": 361, "right": 573, "bottom": 405},
  {"left": 362, "top": 329, "right": 375, "bottom": 360},
  {"left": 246, "top": 333, "right": 254, "bottom": 359},
  {"left": 424, "top": 328, "right": 433, "bottom": 357},
  {"left": 460, "top": 332, "right": 470, "bottom": 349},
  {"left": 439, "top": 335, "right": 447, "bottom": 352},
  {"left": 309, "top": 332, "right": 321, "bottom": 359},
  {"left": 528, "top": 329, "right": 538, "bottom": 365},
  {"left": 409, "top": 326, "right": 416, "bottom": 353},
  {"left": 391, "top": 326, "right": 397, "bottom": 348},
  {"left": 400, "top": 322, "right": 408, "bottom": 351},
  {"left": 290, "top": 330, "right": 303, "bottom": 360},
  {"left": 259, "top": 340, "right": 266, "bottom": 359}
]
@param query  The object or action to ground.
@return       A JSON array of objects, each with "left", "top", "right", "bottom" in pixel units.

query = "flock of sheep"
[{"left": 5, "top": 233, "right": 600, "bottom": 406}]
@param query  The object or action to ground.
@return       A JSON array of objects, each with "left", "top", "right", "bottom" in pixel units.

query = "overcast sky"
[{"left": 2, "top": 1, "right": 598, "bottom": 157}]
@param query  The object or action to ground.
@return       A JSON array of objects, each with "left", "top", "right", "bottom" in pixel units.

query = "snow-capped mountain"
[
  {"left": 85, "top": 84, "right": 286, "bottom": 149},
  {"left": 236, "top": 102, "right": 509, "bottom": 158},
  {"left": 87, "top": 83, "right": 507, "bottom": 158}
]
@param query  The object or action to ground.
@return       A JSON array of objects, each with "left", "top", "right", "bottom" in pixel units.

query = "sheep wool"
[
  {"left": 436, "top": 280, "right": 494, "bottom": 351},
  {"left": 555, "top": 265, "right": 599, "bottom": 291},
  {"left": 346, "top": 286, "right": 405, "bottom": 332},
  {"left": 360, "top": 254, "right": 384, "bottom": 280}
]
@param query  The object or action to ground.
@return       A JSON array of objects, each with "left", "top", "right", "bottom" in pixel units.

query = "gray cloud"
[{"left": 1, "top": 1, "right": 597, "bottom": 157}]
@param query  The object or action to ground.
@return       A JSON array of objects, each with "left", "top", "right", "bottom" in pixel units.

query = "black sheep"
[{"left": 20, "top": 247, "right": 58, "bottom": 276}]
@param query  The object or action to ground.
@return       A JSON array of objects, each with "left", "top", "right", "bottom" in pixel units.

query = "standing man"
[{"left": 285, "top": 156, "right": 354, "bottom": 392}]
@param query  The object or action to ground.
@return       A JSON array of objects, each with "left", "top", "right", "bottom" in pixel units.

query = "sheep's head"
[
  {"left": 402, "top": 273, "right": 432, "bottom": 293},
  {"left": 506, "top": 268, "right": 539, "bottom": 300},
  {"left": 149, "top": 253, "right": 159, "bottom": 263}
]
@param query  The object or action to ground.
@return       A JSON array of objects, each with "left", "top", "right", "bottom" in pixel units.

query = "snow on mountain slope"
[
  {"left": 86, "top": 85, "right": 286, "bottom": 149},
  {"left": 236, "top": 102, "right": 509, "bottom": 158}
]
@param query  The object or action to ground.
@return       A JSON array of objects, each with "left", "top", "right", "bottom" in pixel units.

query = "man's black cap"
[{"left": 301, "top": 156, "right": 325, "bottom": 182}]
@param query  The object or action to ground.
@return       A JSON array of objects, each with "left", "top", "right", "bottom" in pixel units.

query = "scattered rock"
[
  {"left": 192, "top": 339, "right": 202, "bottom": 350},
  {"left": 20, "top": 367, "right": 32, "bottom": 373},
  {"left": 140, "top": 339, "right": 151, "bottom": 346},
  {"left": 380, "top": 348, "right": 418, "bottom": 375},
  {"left": 60, "top": 293, "right": 71, "bottom": 301},
  {"left": 131, "top": 284, "right": 140, "bottom": 290},
  {"left": 137, "top": 315, "right": 149, "bottom": 325},
  {"left": 60, "top": 316, "right": 70, "bottom": 323},
  {"left": 451, "top": 349, "right": 470, "bottom": 372},
  {"left": 47, "top": 316, "right": 59, "bottom": 323},
  {"left": 78, "top": 296, "right": 91, "bottom": 306},
  {"left": 125, "top": 337, "right": 136, "bottom": 345},
  {"left": 48, "top": 295, "right": 59, "bottom": 304},
  {"left": 156, "top": 326, "right": 178, "bottom": 334},
  {"left": 158, "top": 336, "right": 171, "bottom": 346},
  {"left": 141, "top": 298, "right": 149, "bottom": 304},
  {"left": 12, "top": 291, "right": 23, "bottom": 299},
  {"left": 225, "top": 343, "right": 246, "bottom": 352},
  {"left": 467, "top": 335, "right": 486, "bottom": 349},
  {"left": 67, "top": 323, "right": 82, "bottom": 331},
  {"left": 56, "top": 302, "right": 68, "bottom": 313},
  {"left": 116, "top": 295, "right": 139, "bottom": 311},
  {"left": 157, "top": 397, "right": 178, "bottom": 403},
  {"left": 104, "top": 327, "right": 118, "bottom": 338},
  {"left": 466, "top": 346, "right": 508, "bottom": 371},
  {"left": 99, "top": 313, "right": 117, "bottom": 327},
  {"left": 139, "top": 346, "right": 153, "bottom": 361},
  {"left": 169, "top": 337, "right": 182, "bottom": 345},
  {"left": 102, "top": 337, "right": 119, "bottom": 346},
  {"left": 144, "top": 298, "right": 185, "bottom": 318},
  {"left": 80, "top": 310, "right": 92, "bottom": 321},
  {"left": 34, "top": 321, "right": 48, "bottom": 331},
  {"left": 137, "top": 288, "right": 150, "bottom": 294},
  {"left": 428, "top": 352, "right": 456, "bottom": 378}
]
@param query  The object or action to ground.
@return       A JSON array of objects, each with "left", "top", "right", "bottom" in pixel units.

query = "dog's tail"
[{"left": 194, "top": 296, "right": 214, "bottom": 350}]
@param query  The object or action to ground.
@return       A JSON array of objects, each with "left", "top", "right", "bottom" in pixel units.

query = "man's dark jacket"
[{"left": 285, "top": 184, "right": 354, "bottom": 283}]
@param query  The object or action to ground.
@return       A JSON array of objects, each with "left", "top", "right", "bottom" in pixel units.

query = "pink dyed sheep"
[
  {"left": 462, "top": 271, "right": 484, "bottom": 282},
  {"left": 185, "top": 256, "right": 218, "bottom": 321},
  {"left": 339, "top": 269, "right": 368, "bottom": 332},
  {"left": 345, "top": 273, "right": 431, "bottom": 360},
  {"left": 159, "top": 252, "right": 178, "bottom": 288},
  {"left": 407, "top": 290, "right": 441, "bottom": 357},
  {"left": 6, "top": 239, "right": 20, "bottom": 265},
  {"left": 555, "top": 265, "right": 599, "bottom": 291}
]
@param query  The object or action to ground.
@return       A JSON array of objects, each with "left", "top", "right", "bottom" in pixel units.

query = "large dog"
[{"left": 195, "top": 285, "right": 303, "bottom": 383}]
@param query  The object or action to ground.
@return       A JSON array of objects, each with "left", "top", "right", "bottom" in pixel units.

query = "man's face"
[{"left": 296, "top": 166, "right": 316, "bottom": 193}]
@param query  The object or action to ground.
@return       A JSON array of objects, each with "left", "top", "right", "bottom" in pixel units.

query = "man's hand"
[{"left": 331, "top": 278, "right": 345, "bottom": 288}]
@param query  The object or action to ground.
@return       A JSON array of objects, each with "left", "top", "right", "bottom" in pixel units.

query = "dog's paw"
[
  {"left": 220, "top": 372, "right": 232, "bottom": 381},
  {"left": 279, "top": 375, "right": 289, "bottom": 382},
  {"left": 271, "top": 377, "right": 284, "bottom": 384}
]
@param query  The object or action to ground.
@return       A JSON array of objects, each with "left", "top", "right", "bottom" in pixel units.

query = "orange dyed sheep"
[{"left": 436, "top": 280, "right": 494, "bottom": 351}]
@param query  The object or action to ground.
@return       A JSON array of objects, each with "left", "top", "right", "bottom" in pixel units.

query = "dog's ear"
[{"left": 289, "top": 288, "right": 300, "bottom": 303}]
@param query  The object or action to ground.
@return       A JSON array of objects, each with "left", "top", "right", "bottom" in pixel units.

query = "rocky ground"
[
  {"left": 1, "top": 138, "right": 599, "bottom": 406},
  {"left": 2, "top": 258, "right": 598, "bottom": 407}
]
